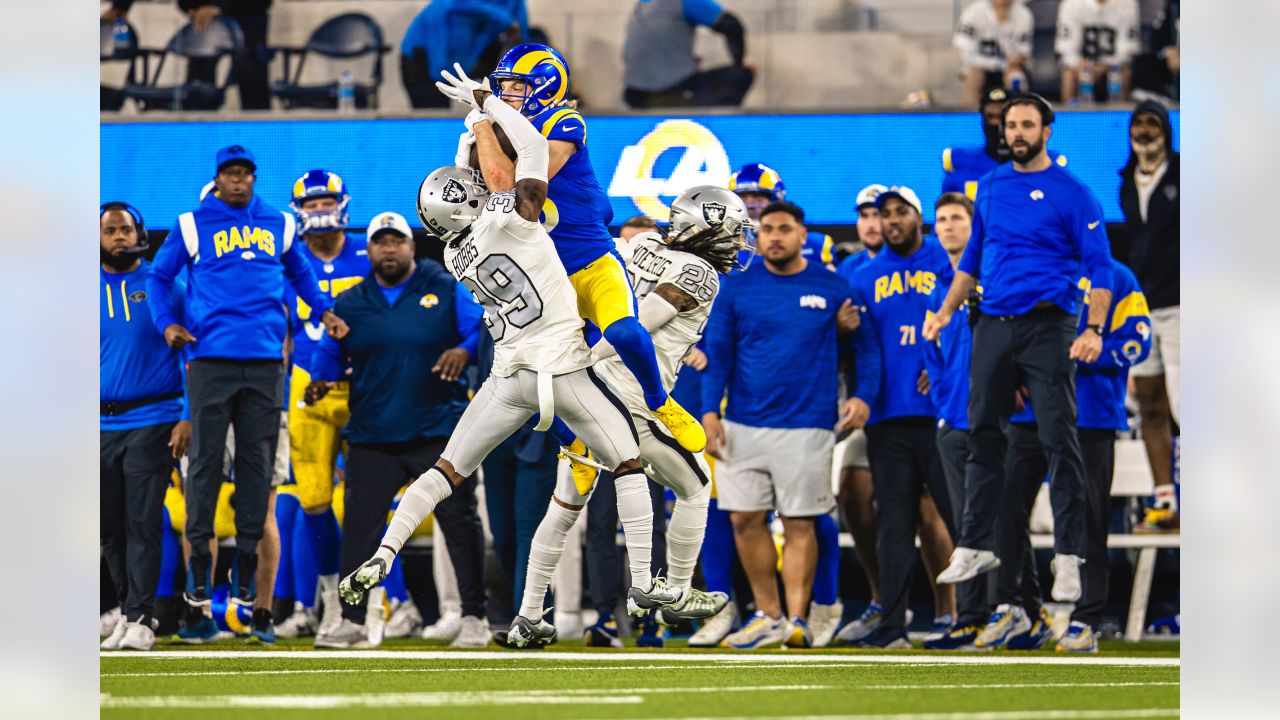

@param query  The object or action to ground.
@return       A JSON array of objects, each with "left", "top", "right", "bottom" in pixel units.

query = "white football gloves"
[{"left": 436, "top": 62, "right": 490, "bottom": 111}]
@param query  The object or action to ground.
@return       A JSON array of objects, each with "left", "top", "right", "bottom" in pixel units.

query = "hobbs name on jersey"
[{"left": 450, "top": 238, "right": 479, "bottom": 278}]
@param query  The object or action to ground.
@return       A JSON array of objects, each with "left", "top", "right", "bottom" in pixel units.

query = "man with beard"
[
  {"left": 100, "top": 203, "right": 191, "bottom": 651},
  {"left": 941, "top": 87, "right": 1067, "bottom": 201},
  {"left": 925, "top": 95, "right": 1114, "bottom": 604},
  {"left": 701, "top": 201, "right": 877, "bottom": 649},
  {"left": 833, "top": 183, "right": 956, "bottom": 645},
  {"left": 1120, "top": 100, "right": 1180, "bottom": 533},
  {"left": 302, "top": 212, "right": 489, "bottom": 649},
  {"left": 845, "top": 187, "right": 956, "bottom": 648},
  {"left": 148, "top": 145, "right": 346, "bottom": 619}
]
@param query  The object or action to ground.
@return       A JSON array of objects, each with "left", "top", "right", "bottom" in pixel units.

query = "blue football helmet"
[
  {"left": 728, "top": 163, "right": 787, "bottom": 202},
  {"left": 289, "top": 169, "right": 350, "bottom": 236},
  {"left": 488, "top": 43, "right": 571, "bottom": 117}
]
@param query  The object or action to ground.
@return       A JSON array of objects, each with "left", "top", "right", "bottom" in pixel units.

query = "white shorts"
[
  {"left": 716, "top": 420, "right": 835, "bottom": 517},
  {"left": 443, "top": 366, "right": 641, "bottom": 478},
  {"left": 1129, "top": 305, "right": 1180, "bottom": 421},
  {"left": 840, "top": 428, "right": 870, "bottom": 469}
]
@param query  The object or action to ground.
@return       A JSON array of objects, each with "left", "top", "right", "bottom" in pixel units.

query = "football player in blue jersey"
[
  {"left": 284, "top": 169, "right": 370, "bottom": 636},
  {"left": 729, "top": 163, "right": 835, "bottom": 268},
  {"left": 438, "top": 45, "right": 705, "bottom": 454},
  {"left": 941, "top": 87, "right": 1067, "bottom": 200}
]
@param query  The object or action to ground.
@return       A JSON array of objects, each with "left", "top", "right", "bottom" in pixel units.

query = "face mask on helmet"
[
  {"left": 488, "top": 43, "right": 571, "bottom": 117},
  {"left": 290, "top": 171, "right": 351, "bottom": 236},
  {"left": 417, "top": 167, "right": 490, "bottom": 244}
]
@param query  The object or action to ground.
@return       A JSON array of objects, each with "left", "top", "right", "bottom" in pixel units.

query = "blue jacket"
[
  {"left": 148, "top": 194, "right": 332, "bottom": 362},
  {"left": 101, "top": 260, "right": 186, "bottom": 431},
  {"left": 701, "top": 261, "right": 880, "bottom": 431},
  {"left": 958, "top": 162, "right": 1113, "bottom": 317},
  {"left": 401, "top": 0, "right": 529, "bottom": 79},
  {"left": 922, "top": 255, "right": 972, "bottom": 430},
  {"left": 851, "top": 235, "right": 952, "bottom": 424},
  {"left": 1012, "top": 259, "right": 1152, "bottom": 430},
  {"left": 942, "top": 144, "right": 1067, "bottom": 200},
  {"left": 310, "top": 260, "right": 483, "bottom": 444}
]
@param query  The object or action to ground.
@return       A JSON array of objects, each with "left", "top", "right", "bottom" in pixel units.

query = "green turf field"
[{"left": 101, "top": 638, "right": 1179, "bottom": 719}]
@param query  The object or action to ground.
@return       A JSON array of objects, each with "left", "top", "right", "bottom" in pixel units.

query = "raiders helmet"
[
  {"left": 666, "top": 185, "right": 756, "bottom": 272},
  {"left": 416, "top": 166, "right": 490, "bottom": 244}
]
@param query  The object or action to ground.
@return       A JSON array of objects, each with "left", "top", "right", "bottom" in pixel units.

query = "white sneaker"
[
  {"left": 421, "top": 612, "right": 463, "bottom": 642},
  {"left": 316, "top": 574, "right": 342, "bottom": 635},
  {"left": 688, "top": 601, "right": 737, "bottom": 648},
  {"left": 275, "top": 603, "right": 318, "bottom": 639},
  {"left": 100, "top": 607, "right": 122, "bottom": 637},
  {"left": 449, "top": 616, "right": 491, "bottom": 648},
  {"left": 722, "top": 611, "right": 790, "bottom": 649},
  {"left": 119, "top": 621, "right": 156, "bottom": 651},
  {"left": 1051, "top": 554, "right": 1083, "bottom": 602},
  {"left": 975, "top": 604, "right": 1032, "bottom": 649},
  {"left": 808, "top": 601, "right": 843, "bottom": 648},
  {"left": 314, "top": 618, "right": 374, "bottom": 649},
  {"left": 385, "top": 599, "right": 424, "bottom": 639},
  {"left": 936, "top": 547, "right": 1002, "bottom": 585},
  {"left": 100, "top": 615, "right": 127, "bottom": 650}
]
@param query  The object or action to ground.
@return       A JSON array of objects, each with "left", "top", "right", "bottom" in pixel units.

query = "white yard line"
[
  {"left": 100, "top": 685, "right": 831, "bottom": 709},
  {"left": 102, "top": 662, "right": 957, "bottom": 678},
  {"left": 586, "top": 712, "right": 1178, "bottom": 720},
  {"left": 100, "top": 649, "right": 1179, "bottom": 667}
]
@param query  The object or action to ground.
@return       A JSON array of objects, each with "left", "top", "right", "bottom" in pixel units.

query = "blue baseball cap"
[{"left": 215, "top": 145, "right": 256, "bottom": 173}]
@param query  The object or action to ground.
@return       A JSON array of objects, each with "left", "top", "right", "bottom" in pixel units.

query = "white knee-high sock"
[
  {"left": 520, "top": 500, "right": 580, "bottom": 621},
  {"left": 615, "top": 469, "right": 655, "bottom": 589},
  {"left": 375, "top": 468, "right": 452, "bottom": 566},
  {"left": 667, "top": 485, "right": 711, "bottom": 593}
]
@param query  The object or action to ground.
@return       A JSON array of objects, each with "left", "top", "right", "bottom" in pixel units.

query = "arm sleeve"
[
  {"left": 592, "top": 291, "right": 681, "bottom": 361},
  {"left": 282, "top": 236, "right": 332, "bottom": 316},
  {"left": 147, "top": 222, "right": 188, "bottom": 333},
  {"left": 307, "top": 333, "right": 343, "bottom": 383},
  {"left": 453, "top": 281, "right": 484, "bottom": 357},
  {"left": 699, "top": 286, "right": 735, "bottom": 417},
  {"left": 1076, "top": 188, "right": 1113, "bottom": 292},
  {"left": 957, "top": 196, "right": 986, "bottom": 277},
  {"left": 1056, "top": 0, "right": 1082, "bottom": 66},
  {"left": 848, "top": 283, "right": 882, "bottom": 405},
  {"left": 710, "top": 11, "right": 746, "bottom": 66},
  {"left": 483, "top": 93, "right": 549, "bottom": 183},
  {"left": 684, "top": 0, "right": 725, "bottom": 27}
]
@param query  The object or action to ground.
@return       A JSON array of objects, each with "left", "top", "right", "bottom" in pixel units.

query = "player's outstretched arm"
[{"left": 482, "top": 92, "right": 548, "bottom": 224}]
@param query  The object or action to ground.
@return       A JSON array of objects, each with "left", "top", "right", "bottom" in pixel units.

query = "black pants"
[
  {"left": 186, "top": 12, "right": 270, "bottom": 109},
  {"left": 1073, "top": 428, "right": 1116, "bottom": 627},
  {"left": 962, "top": 309, "right": 1086, "bottom": 557},
  {"left": 481, "top": 431, "right": 558, "bottom": 616},
  {"left": 866, "top": 417, "right": 952, "bottom": 633},
  {"left": 994, "top": 423, "right": 1049, "bottom": 617},
  {"left": 624, "top": 65, "right": 755, "bottom": 108},
  {"left": 936, "top": 425, "right": 991, "bottom": 627},
  {"left": 342, "top": 439, "right": 486, "bottom": 621},
  {"left": 101, "top": 422, "right": 174, "bottom": 622},
  {"left": 585, "top": 472, "right": 668, "bottom": 616},
  {"left": 186, "top": 359, "right": 283, "bottom": 554}
]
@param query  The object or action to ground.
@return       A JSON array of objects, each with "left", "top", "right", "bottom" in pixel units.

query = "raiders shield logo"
[
  {"left": 701, "top": 201, "right": 727, "bottom": 225},
  {"left": 442, "top": 178, "right": 468, "bottom": 204}
]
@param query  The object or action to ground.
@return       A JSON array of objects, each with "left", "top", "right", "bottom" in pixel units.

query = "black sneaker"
[
  {"left": 184, "top": 554, "right": 212, "bottom": 607},
  {"left": 851, "top": 625, "right": 911, "bottom": 649},
  {"left": 229, "top": 550, "right": 258, "bottom": 607}
]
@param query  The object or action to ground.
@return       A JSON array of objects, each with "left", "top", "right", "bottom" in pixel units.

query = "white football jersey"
[
  {"left": 954, "top": 1, "right": 1034, "bottom": 72},
  {"left": 596, "top": 231, "right": 719, "bottom": 409},
  {"left": 444, "top": 191, "right": 592, "bottom": 378},
  {"left": 1055, "top": 0, "right": 1140, "bottom": 66}
]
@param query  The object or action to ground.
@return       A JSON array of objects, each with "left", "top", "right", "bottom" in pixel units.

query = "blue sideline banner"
[{"left": 102, "top": 110, "right": 1178, "bottom": 230}]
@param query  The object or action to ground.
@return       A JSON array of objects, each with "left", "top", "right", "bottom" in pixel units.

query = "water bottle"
[
  {"left": 112, "top": 19, "right": 131, "bottom": 56},
  {"left": 1008, "top": 71, "right": 1025, "bottom": 94},
  {"left": 1107, "top": 64, "right": 1124, "bottom": 102},
  {"left": 1078, "top": 65, "right": 1095, "bottom": 105},
  {"left": 337, "top": 71, "right": 356, "bottom": 114}
]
